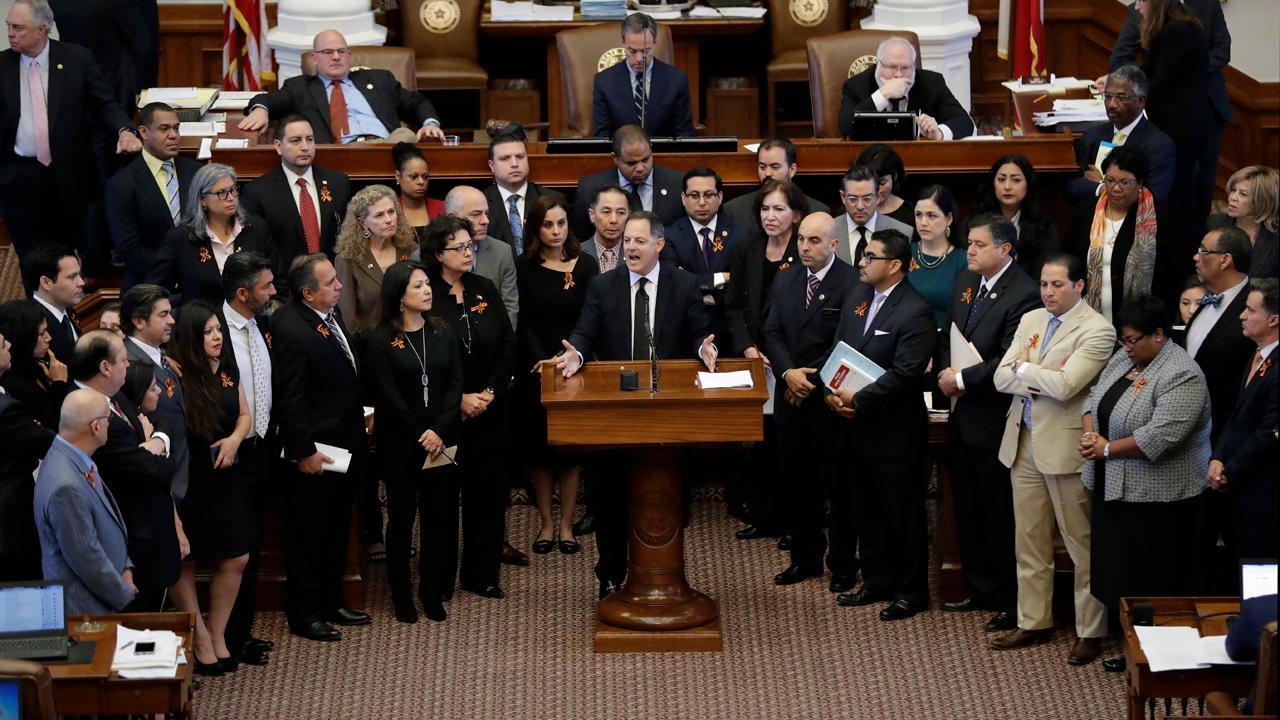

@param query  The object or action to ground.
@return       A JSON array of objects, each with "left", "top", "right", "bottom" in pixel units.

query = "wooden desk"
[
  {"left": 47, "top": 611, "right": 194, "bottom": 719},
  {"left": 480, "top": 15, "right": 766, "bottom": 135},
  {"left": 1120, "top": 597, "right": 1254, "bottom": 720},
  {"left": 201, "top": 136, "right": 1078, "bottom": 188}
]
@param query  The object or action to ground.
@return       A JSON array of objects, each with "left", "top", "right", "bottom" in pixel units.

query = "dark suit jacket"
[
  {"left": 571, "top": 165, "right": 684, "bottom": 241},
  {"left": 146, "top": 215, "right": 277, "bottom": 307},
  {"left": 724, "top": 233, "right": 800, "bottom": 356},
  {"left": 0, "top": 392, "right": 55, "bottom": 560},
  {"left": 0, "top": 367, "right": 68, "bottom": 431},
  {"left": 483, "top": 181, "right": 564, "bottom": 249},
  {"left": 761, "top": 259, "right": 861, "bottom": 426},
  {"left": 839, "top": 67, "right": 975, "bottom": 140},
  {"left": 245, "top": 70, "right": 438, "bottom": 144},
  {"left": 239, "top": 164, "right": 351, "bottom": 288},
  {"left": 122, "top": 338, "right": 189, "bottom": 502},
  {"left": 49, "top": 0, "right": 151, "bottom": 114},
  {"left": 105, "top": 153, "right": 202, "bottom": 289},
  {"left": 938, "top": 265, "right": 1042, "bottom": 450},
  {"left": 1111, "top": 0, "right": 1232, "bottom": 125},
  {"left": 0, "top": 41, "right": 133, "bottom": 196},
  {"left": 1186, "top": 287, "right": 1255, "bottom": 446},
  {"left": 37, "top": 304, "right": 78, "bottom": 366},
  {"left": 829, "top": 280, "right": 937, "bottom": 458},
  {"left": 1068, "top": 117, "right": 1177, "bottom": 202},
  {"left": 1212, "top": 346, "right": 1278, "bottom": 518},
  {"left": 95, "top": 392, "right": 180, "bottom": 593},
  {"left": 568, "top": 263, "right": 711, "bottom": 363},
  {"left": 270, "top": 299, "right": 365, "bottom": 462},
  {"left": 658, "top": 215, "right": 745, "bottom": 293},
  {"left": 1141, "top": 20, "right": 1210, "bottom": 145},
  {"left": 591, "top": 60, "right": 693, "bottom": 139}
]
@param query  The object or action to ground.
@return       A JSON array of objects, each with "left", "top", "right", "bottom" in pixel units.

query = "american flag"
[
  {"left": 997, "top": 0, "right": 1048, "bottom": 79},
  {"left": 222, "top": 0, "right": 275, "bottom": 91}
]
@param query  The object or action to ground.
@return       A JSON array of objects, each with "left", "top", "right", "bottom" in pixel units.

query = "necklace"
[
  {"left": 913, "top": 243, "right": 949, "bottom": 270},
  {"left": 403, "top": 326, "right": 430, "bottom": 407},
  {"left": 458, "top": 299, "right": 474, "bottom": 356}
]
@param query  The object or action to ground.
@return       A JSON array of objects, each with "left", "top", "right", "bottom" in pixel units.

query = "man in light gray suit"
[
  {"left": 35, "top": 388, "right": 138, "bottom": 615},
  {"left": 835, "top": 165, "right": 914, "bottom": 267},
  {"left": 413, "top": 185, "right": 519, "bottom": 330}
]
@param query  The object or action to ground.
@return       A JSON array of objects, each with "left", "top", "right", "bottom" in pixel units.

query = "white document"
[
  {"left": 210, "top": 90, "right": 259, "bottom": 110},
  {"left": 179, "top": 122, "right": 218, "bottom": 137},
  {"left": 112, "top": 625, "right": 181, "bottom": 671},
  {"left": 144, "top": 87, "right": 198, "bottom": 103},
  {"left": 630, "top": 6, "right": 681, "bottom": 19},
  {"left": 949, "top": 323, "right": 983, "bottom": 370},
  {"left": 698, "top": 370, "right": 754, "bottom": 389},
  {"left": 1196, "top": 635, "right": 1251, "bottom": 666},
  {"left": 763, "top": 370, "right": 776, "bottom": 415},
  {"left": 687, "top": 5, "right": 768, "bottom": 17},
  {"left": 1134, "top": 626, "right": 1211, "bottom": 672},
  {"left": 196, "top": 137, "right": 213, "bottom": 160},
  {"left": 279, "top": 442, "right": 352, "bottom": 474},
  {"left": 215, "top": 138, "right": 249, "bottom": 149},
  {"left": 820, "top": 341, "right": 885, "bottom": 394},
  {"left": 422, "top": 446, "right": 459, "bottom": 470}
]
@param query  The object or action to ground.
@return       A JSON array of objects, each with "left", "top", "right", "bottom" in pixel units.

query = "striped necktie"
[
  {"left": 507, "top": 194, "right": 524, "bottom": 255},
  {"left": 633, "top": 73, "right": 646, "bottom": 125},
  {"left": 162, "top": 160, "right": 180, "bottom": 224}
]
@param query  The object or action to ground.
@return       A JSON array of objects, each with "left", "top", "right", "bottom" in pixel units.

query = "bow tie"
[{"left": 1200, "top": 292, "right": 1223, "bottom": 309}]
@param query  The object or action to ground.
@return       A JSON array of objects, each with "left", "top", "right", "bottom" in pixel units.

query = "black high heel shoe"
[
  {"left": 557, "top": 533, "right": 580, "bottom": 555},
  {"left": 532, "top": 536, "right": 556, "bottom": 554},
  {"left": 194, "top": 658, "right": 225, "bottom": 677},
  {"left": 217, "top": 655, "right": 239, "bottom": 673}
]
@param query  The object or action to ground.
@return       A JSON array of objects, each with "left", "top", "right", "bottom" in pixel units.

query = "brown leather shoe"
[
  {"left": 1067, "top": 636, "right": 1103, "bottom": 665},
  {"left": 501, "top": 542, "right": 530, "bottom": 567},
  {"left": 989, "top": 627, "right": 1053, "bottom": 650}
]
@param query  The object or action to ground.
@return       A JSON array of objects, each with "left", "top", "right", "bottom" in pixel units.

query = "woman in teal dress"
[{"left": 906, "top": 184, "right": 967, "bottom": 329}]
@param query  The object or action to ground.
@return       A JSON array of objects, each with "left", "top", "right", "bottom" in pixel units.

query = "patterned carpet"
[{"left": 193, "top": 500, "right": 1140, "bottom": 720}]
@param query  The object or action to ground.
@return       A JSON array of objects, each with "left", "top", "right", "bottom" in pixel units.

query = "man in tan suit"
[{"left": 990, "top": 253, "right": 1116, "bottom": 665}]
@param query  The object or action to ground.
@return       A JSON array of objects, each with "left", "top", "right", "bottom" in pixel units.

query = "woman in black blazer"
[
  {"left": 1138, "top": 0, "right": 1211, "bottom": 218},
  {"left": 364, "top": 261, "right": 463, "bottom": 623},
  {"left": 0, "top": 299, "right": 70, "bottom": 429},
  {"left": 146, "top": 163, "right": 276, "bottom": 306},
  {"left": 421, "top": 216, "right": 517, "bottom": 599}
]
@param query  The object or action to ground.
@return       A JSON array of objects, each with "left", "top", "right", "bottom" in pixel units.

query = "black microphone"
[
  {"left": 640, "top": 46, "right": 651, "bottom": 129},
  {"left": 644, "top": 294, "right": 658, "bottom": 393}
]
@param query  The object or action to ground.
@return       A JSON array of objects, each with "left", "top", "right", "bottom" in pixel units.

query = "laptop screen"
[
  {"left": 0, "top": 582, "right": 66, "bottom": 637},
  {"left": 1241, "top": 560, "right": 1278, "bottom": 600}
]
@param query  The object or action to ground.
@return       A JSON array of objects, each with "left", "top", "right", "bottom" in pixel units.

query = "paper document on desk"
[
  {"left": 1196, "top": 635, "right": 1251, "bottom": 666},
  {"left": 211, "top": 90, "right": 259, "bottom": 110},
  {"left": 112, "top": 624, "right": 181, "bottom": 672},
  {"left": 687, "top": 5, "right": 768, "bottom": 18},
  {"left": 820, "top": 341, "right": 885, "bottom": 394},
  {"left": 698, "top": 370, "right": 754, "bottom": 389}
]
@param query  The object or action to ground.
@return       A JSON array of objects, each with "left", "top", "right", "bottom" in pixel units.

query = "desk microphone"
[{"left": 644, "top": 297, "right": 658, "bottom": 393}]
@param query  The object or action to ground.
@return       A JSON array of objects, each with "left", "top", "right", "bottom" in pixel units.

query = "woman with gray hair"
[
  {"left": 146, "top": 163, "right": 276, "bottom": 306},
  {"left": 334, "top": 184, "right": 419, "bottom": 334}
]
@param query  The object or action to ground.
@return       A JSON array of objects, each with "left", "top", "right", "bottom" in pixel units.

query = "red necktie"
[
  {"left": 329, "top": 83, "right": 350, "bottom": 141},
  {"left": 297, "top": 178, "right": 321, "bottom": 254}
]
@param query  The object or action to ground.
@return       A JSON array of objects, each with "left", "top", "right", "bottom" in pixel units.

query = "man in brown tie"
[
  {"left": 239, "top": 115, "right": 352, "bottom": 294},
  {"left": 238, "top": 29, "right": 443, "bottom": 144}
]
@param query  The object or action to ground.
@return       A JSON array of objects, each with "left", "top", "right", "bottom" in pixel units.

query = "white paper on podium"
[{"left": 698, "top": 370, "right": 753, "bottom": 389}]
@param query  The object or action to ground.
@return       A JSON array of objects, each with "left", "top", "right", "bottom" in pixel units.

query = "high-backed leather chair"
[
  {"left": 765, "top": 0, "right": 847, "bottom": 134},
  {"left": 399, "top": 0, "right": 488, "bottom": 92},
  {"left": 555, "top": 23, "right": 675, "bottom": 138},
  {"left": 806, "top": 30, "right": 922, "bottom": 139},
  {"left": 301, "top": 45, "right": 419, "bottom": 92},
  {"left": 0, "top": 658, "right": 58, "bottom": 720}
]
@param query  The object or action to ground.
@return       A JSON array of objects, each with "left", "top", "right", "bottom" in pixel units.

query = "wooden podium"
[{"left": 541, "top": 358, "right": 768, "bottom": 652}]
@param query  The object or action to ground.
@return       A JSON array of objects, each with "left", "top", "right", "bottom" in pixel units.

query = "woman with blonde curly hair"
[
  {"left": 1209, "top": 165, "right": 1279, "bottom": 278},
  {"left": 334, "top": 184, "right": 419, "bottom": 333}
]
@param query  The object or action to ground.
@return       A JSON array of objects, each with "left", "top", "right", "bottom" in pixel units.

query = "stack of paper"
[
  {"left": 1134, "top": 626, "right": 1252, "bottom": 672},
  {"left": 581, "top": 0, "right": 627, "bottom": 18},
  {"left": 1033, "top": 98, "right": 1107, "bottom": 126},
  {"left": 820, "top": 341, "right": 885, "bottom": 394},
  {"left": 687, "top": 6, "right": 768, "bottom": 18},
  {"left": 1001, "top": 75, "right": 1094, "bottom": 93},
  {"left": 210, "top": 91, "right": 259, "bottom": 111},
  {"left": 490, "top": 1, "right": 574, "bottom": 21},
  {"left": 629, "top": 6, "right": 682, "bottom": 20},
  {"left": 112, "top": 625, "right": 181, "bottom": 678},
  {"left": 139, "top": 87, "right": 219, "bottom": 121},
  {"left": 698, "top": 370, "right": 754, "bottom": 389}
]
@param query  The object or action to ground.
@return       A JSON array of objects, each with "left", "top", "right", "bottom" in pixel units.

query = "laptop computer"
[
  {"left": 0, "top": 580, "right": 69, "bottom": 660},
  {"left": 1241, "top": 559, "right": 1278, "bottom": 600},
  {"left": 848, "top": 112, "right": 918, "bottom": 142}
]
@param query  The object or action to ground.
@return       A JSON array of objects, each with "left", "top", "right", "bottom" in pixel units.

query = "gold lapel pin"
[
  {"left": 818, "top": 294, "right": 826, "bottom": 301},
  {"left": 56, "top": 63, "right": 63, "bottom": 70}
]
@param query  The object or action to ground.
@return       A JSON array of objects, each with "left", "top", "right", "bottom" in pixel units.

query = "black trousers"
[
  {"left": 848, "top": 444, "right": 929, "bottom": 607},
  {"left": 0, "top": 158, "right": 88, "bottom": 259},
  {"left": 778, "top": 407, "right": 855, "bottom": 574},
  {"left": 1194, "top": 120, "right": 1226, "bottom": 226},
  {"left": 743, "top": 418, "right": 783, "bottom": 531},
  {"left": 458, "top": 404, "right": 507, "bottom": 589},
  {"left": 589, "top": 451, "right": 628, "bottom": 584},
  {"left": 284, "top": 463, "right": 357, "bottom": 629},
  {"left": 384, "top": 457, "right": 459, "bottom": 603},
  {"left": 949, "top": 437, "right": 1016, "bottom": 608},
  {"left": 224, "top": 438, "right": 271, "bottom": 650}
]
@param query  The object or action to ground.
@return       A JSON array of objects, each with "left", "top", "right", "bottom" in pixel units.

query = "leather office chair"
[
  {"left": 400, "top": 0, "right": 488, "bottom": 94},
  {"left": 555, "top": 22, "right": 675, "bottom": 138},
  {"left": 301, "top": 45, "right": 419, "bottom": 92},
  {"left": 806, "top": 29, "right": 922, "bottom": 139},
  {"left": 765, "top": 0, "right": 847, "bottom": 135},
  {"left": 0, "top": 658, "right": 58, "bottom": 720}
]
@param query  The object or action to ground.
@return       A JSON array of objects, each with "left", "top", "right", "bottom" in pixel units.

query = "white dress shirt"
[
  {"left": 617, "top": 169, "right": 653, "bottom": 212},
  {"left": 208, "top": 220, "right": 244, "bottom": 272},
  {"left": 223, "top": 301, "right": 272, "bottom": 438},
  {"left": 809, "top": 251, "right": 837, "bottom": 284},
  {"left": 32, "top": 294, "right": 75, "bottom": 340},
  {"left": 283, "top": 164, "right": 321, "bottom": 232},
  {"left": 1186, "top": 277, "right": 1249, "bottom": 360},
  {"left": 497, "top": 182, "right": 528, "bottom": 228}
]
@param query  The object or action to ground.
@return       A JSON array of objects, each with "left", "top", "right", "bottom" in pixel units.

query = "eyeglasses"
[
  {"left": 443, "top": 243, "right": 477, "bottom": 255},
  {"left": 1195, "top": 246, "right": 1229, "bottom": 255},
  {"left": 683, "top": 191, "right": 720, "bottom": 202},
  {"left": 842, "top": 193, "right": 878, "bottom": 205},
  {"left": 861, "top": 253, "right": 892, "bottom": 264},
  {"left": 1119, "top": 333, "right": 1147, "bottom": 348},
  {"left": 1102, "top": 177, "right": 1138, "bottom": 190},
  {"left": 879, "top": 64, "right": 914, "bottom": 75},
  {"left": 1101, "top": 93, "right": 1141, "bottom": 102},
  {"left": 314, "top": 47, "right": 350, "bottom": 57},
  {"left": 204, "top": 186, "right": 239, "bottom": 201}
]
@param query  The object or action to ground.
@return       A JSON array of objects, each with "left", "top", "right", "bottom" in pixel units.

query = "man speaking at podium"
[
  {"left": 592, "top": 13, "right": 693, "bottom": 139},
  {"left": 838, "top": 36, "right": 974, "bottom": 141},
  {"left": 553, "top": 211, "right": 716, "bottom": 599}
]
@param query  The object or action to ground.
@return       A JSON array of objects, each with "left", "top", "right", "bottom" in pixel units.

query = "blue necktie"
[
  {"left": 507, "top": 194, "right": 523, "bottom": 255},
  {"left": 1199, "top": 292, "right": 1223, "bottom": 309},
  {"left": 1021, "top": 316, "right": 1062, "bottom": 431}
]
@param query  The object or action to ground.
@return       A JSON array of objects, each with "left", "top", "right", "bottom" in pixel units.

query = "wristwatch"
[{"left": 1102, "top": 442, "right": 1111, "bottom": 459}]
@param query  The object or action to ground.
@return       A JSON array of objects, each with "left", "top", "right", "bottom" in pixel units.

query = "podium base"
[{"left": 593, "top": 618, "right": 722, "bottom": 653}]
